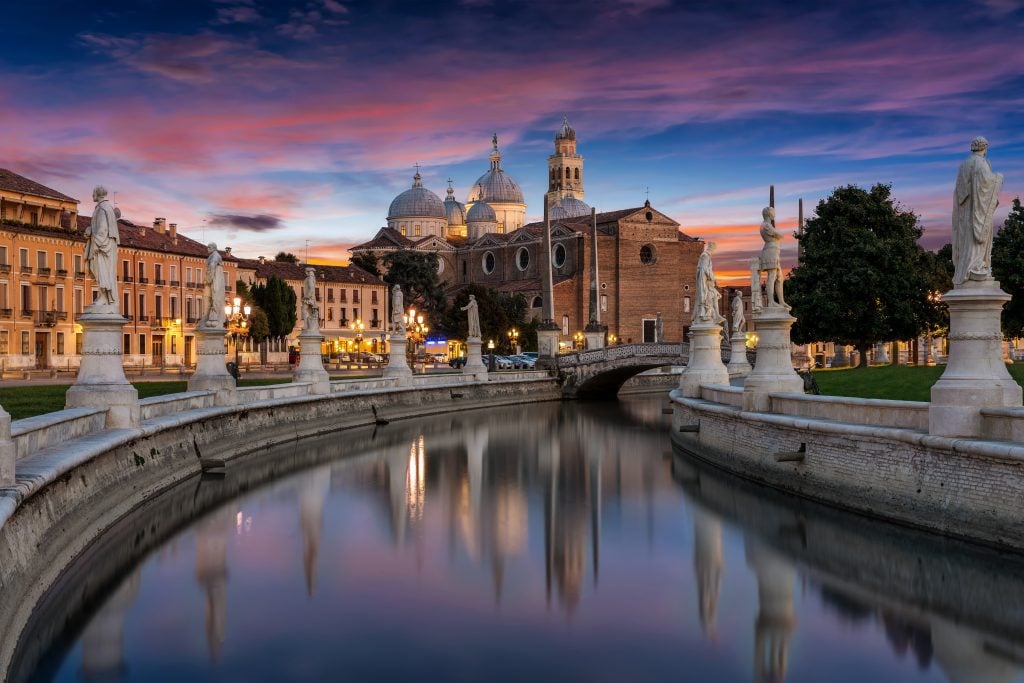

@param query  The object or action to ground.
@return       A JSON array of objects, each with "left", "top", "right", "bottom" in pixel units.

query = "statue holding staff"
[{"left": 953, "top": 136, "right": 1003, "bottom": 285}]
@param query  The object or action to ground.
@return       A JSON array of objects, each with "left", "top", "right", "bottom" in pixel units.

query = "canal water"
[{"left": 16, "top": 396, "right": 1024, "bottom": 683}]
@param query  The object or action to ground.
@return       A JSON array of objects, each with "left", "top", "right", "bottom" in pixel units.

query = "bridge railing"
[{"left": 556, "top": 342, "right": 687, "bottom": 368}]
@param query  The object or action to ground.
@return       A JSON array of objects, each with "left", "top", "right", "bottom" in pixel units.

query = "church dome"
[
  {"left": 551, "top": 195, "right": 591, "bottom": 220},
  {"left": 466, "top": 200, "right": 496, "bottom": 223},
  {"left": 467, "top": 134, "right": 525, "bottom": 205},
  {"left": 388, "top": 172, "right": 446, "bottom": 220},
  {"left": 556, "top": 115, "right": 576, "bottom": 141},
  {"left": 443, "top": 182, "right": 466, "bottom": 226}
]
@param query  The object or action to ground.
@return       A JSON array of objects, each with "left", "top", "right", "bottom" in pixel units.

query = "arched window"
[
  {"left": 532, "top": 296, "right": 543, "bottom": 308},
  {"left": 482, "top": 251, "right": 496, "bottom": 274},
  {"left": 640, "top": 244, "right": 656, "bottom": 265},
  {"left": 565, "top": 167, "right": 571, "bottom": 180},
  {"left": 516, "top": 247, "right": 530, "bottom": 271},
  {"left": 574, "top": 168, "right": 580, "bottom": 181},
  {"left": 561, "top": 315, "right": 569, "bottom": 335},
  {"left": 552, "top": 243, "right": 566, "bottom": 269}
]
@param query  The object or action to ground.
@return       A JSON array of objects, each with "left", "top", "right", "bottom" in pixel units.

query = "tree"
[
  {"left": 381, "top": 250, "right": 446, "bottom": 319},
  {"left": 247, "top": 307, "right": 270, "bottom": 343},
  {"left": 992, "top": 197, "right": 1024, "bottom": 337},
  {"left": 275, "top": 251, "right": 299, "bottom": 263},
  {"left": 919, "top": 243, "right": 954, "bottom": 336},
  {"left": 786, "top": 184, "right": 931, "bottom": 368},
  {"left": 439, "top": 285, "right": 528, "bottom": 348},
  {"left": 350, "top": 252, "right": 381, "bottom": 278},
  {"left": 249, "top": 275, "right": 297, "bottom": 338}
]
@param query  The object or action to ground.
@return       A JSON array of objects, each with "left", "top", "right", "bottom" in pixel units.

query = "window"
[
  {"left": 371, "top": 290, "right": 378, "bottom": 304},
  {"left": 170, "top": 265, "right": 177, "bottom": 282},
  {"left": 516, "top": 247, "right": 530, "bottom": 271},
  {"left": 139, "top": 334, "right": 146, "bottom": 355},
  {"left": 0, "top": 283, "right": 7, "bottom": 308},
  {"left": 123, "top": 334, "right": 130, "bottom": 355},
  {"left": 56, "top": 253, "right": 64, "bottom": 271},
  {"left": 171, "top": 336, "right": 177, "bottom": 354},
  {"left": 574, "top": 168, "right": 580, "bottom": 181},
  {"left": 56, "top": 286, "right": 64, "bottom": 312},
  {"left": 170, "top": 296, "right": 178, "bottom": 318},
  {"left": 21, "top": 331, "right": 29, "bottom": 355},
  {"left": 186, "top": 298, "right": 193, "bottom": 321},
  {"left": 0, "top": 246, "right": 6, "bottom": 265},
  {"left": 122, "top": 292, "right": 130, "bottom": 317},
  {"left": 371, "top": 308, "right": 378, "bottom": 324},
  {"left": 155, "top": 294, "right": 163, "bottom": 319},
  {"left": 482, "top": 251, "right": 496, "bottom": 274},
  {"left": 36, "top": 250, "right": 46, "bottom": 269},
  {"left": 562, "top": 315, "right": 569, "bottom": 336},
  {"left": 532, "top": 296, "right": 542, "bottom": 309},
  {"left": 552, "top": 244, "right": 566, "bottom": 268},
  {"left": 353, "top": 289, "right": 360, "bottom": 304},
  {"left": 0, "top": 331, "right": 7, "bottom": 355},
  {"left": 56, "top": 332, "right": 64, "bottom": 356},
  {"left": 155, "top": 264, "right": 162, "bottom": 281},
  {"left": 21, "top": 284, "right": 30, "bottom": 312},
  {"left": 684, "top": 296, "right": 691, "bottom": 313},
  {"left": 74, "top": 254, "right": 83, "bottom": 275},
  {"left": 642, "top": 319, "right": 656, "bottom": 343},
  {"left": 601, "top": 294, "right": 608, "bottom": 312},
  {"left": 76, "top": 333, "right": 83, "bottom": 355},
  {"left": 565, "top": 168, "right": 571, "bottom": 180},
  {"left": 138, "top": 262, "right": 145, "bottom": 281},
  {"left": 20, "top": 249, "right": 28, "bottom": 268},
  {"left": 186, "top": 267, "right": 193, "bottom": 285},
  {"left": 339, "top": 289, "right": 347, "bottom": 303},
  {"left": 122, "top": 260, "right": 130, "bottom": 280},
  {"left": 640, "top": 244, "right": 656, "bottom": 265},
  {"left": 74, "top": 289, "right": 83, "bottom": 315},
  {"left": 414, "top": 224, "right": 422, "bottom": 237},
  {"left": 327, "top": 308, "right": 333, "bottom": 322}
]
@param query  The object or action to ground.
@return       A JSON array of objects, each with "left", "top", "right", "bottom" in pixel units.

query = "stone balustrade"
[
  {"left": 10, "top": 408, "right": 108, "bottom": 461},
  {"left": 138, "top": 391, "right": 215, "bottom": 421},
  {"left": 768, "top": 392, "right": 929, "bottom": 431}
]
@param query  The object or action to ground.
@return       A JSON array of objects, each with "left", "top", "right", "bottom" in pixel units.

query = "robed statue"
[
  {"left": 302, "top": 267, "right": 319, "bottom": 331},
  {"left": 758, "top": 206, "right": 788, "bottom": 308},
  {"left": 461, "top": 294, "right": 481, "bottom": 339},
  {"left": 953, "top": 137, "right": 1003, "bottom": 286},
  {"left": 655, "top": 312, "right": 664, "bottom": 343},
  {"left": 694, "top": 243, "right": 726, "bottom": 325},
  {"left": 202, "top": 243, "right": 225, "bottom": 327},
  {"left": 391, "top": 285, "right": 405, "bottom": 333},
  {"left": 731, "top": 290, "right": 746, "bottom": 334},
  {"left": 84, "top": 186, "right": 120, "bottom": 311}
]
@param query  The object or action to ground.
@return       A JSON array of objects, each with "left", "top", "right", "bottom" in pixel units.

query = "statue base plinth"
[
  {"left": 679, "top": 322, "right": 729, "bottom": 397},
  {"left": 0, "top": 408, "right": 14, "bottom": 486},
  {"left": 463, "top": 337, "right": 488, "bottom": 380},
  {"left": 743, "top": 307, "right": 803, "bottom": 412},
  {"left": 65, "top": 311, "right": 140, "bottom": 428},
  {"left": 584, "top": 323, "right": 606, "bottom": 350},
  {"left": 727, "top": 336, "right": 752, "bottom": 377},
  {"left": 294, "top": 330, "right": 330, "bottom": 394},
  {"left": 188, "top": 325, "right": 236, "bottom": 406},
  {"left": 537, "top": 324, "right": 561, "bottom": 370},
  {"left": 384, "top": 337, "right": 412, "bottom": 384},
  {"left": 929, "top": 281, "right": 1022, "bottom": 437}
]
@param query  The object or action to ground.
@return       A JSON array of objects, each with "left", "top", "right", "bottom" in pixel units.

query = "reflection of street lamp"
[
  {"left": 507, "top": 327, "right": 519, "bottom": 355},
  {"left": 487, "top": 339, "right": 496, "bottom": 372},
  {"left": 608, "top": 333, "right": 617, "bottom": 345},
  {"left": 224, "top": 296, "right": 252, "bottom": 366},
  {"left": 350, "top": 318, "right": 364, "bottom": 362},
  {"left": 573, "top": 330, "right": 584, "bottom": 350}
]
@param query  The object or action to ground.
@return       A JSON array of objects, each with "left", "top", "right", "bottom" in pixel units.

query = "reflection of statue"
[
  {"left": 391, "top": 285, "right": 404, "bottom": 332},
  {"left": 953, "top": 136, "right": 1003, "bottom": 285},
  {"left": 84, "top": 186, "right": 120, "bottom": 310},
  {"left": 655, "top": 312, "right": 664, "bottom": 342},
  {"left": 758, "top": 207, "right": 788, "bottom": 308},
  {"left": 694, "top": 243, "right": 725, "bottom": 325},
  {"left": 202, "top": 243, "right": 225, "bottom": 327},
  {"left": 731, "top": 290, "right": 746, "bottom": 333},
  {"left": 461, "top": 294, "right": 481, "bottom": 338},
  {"left": 302, "top": 267, "right": 319, "bottom": 331}
]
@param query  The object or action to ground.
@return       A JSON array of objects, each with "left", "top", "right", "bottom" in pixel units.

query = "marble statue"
[
  {"left": 84, "top": 186, "right": 120, "bottom": 310},
  {"left": 391, "top": 285, "right": 404, "bottom": 332},
  {"left": 655, "top": 312, "right": 664, "bottom": 342},
  {"left": 758, "top": 207, "right": 788, "bottom": 308},
  {"left": 694, "top": 243, "right": 726, "bottom": 325},
  {"left": 953, "top": 136, "right": 1003, "bottom": 286},
  {"left": 731, "top": 290, "right": 746, "bottom": 333},
  {"left": 302, "top": 267, "right": 319, "bottom": 331},
  {"left": 202, "top": 243, "right": 225, "bottom": 327},
  {"left": 461, "top": 294, "right": 481, "bottom": 339},
  {"left": 749, "top": 258, "right": 762, "bottom": 312}
]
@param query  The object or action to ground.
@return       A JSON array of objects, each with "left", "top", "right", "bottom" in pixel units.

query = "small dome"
[
  {"left": 467, "top": 134, "right": 525, "bottom": 205},
  {"left": 388, "top": 172, "right": 446, "bottom": 220},
  {"left": 556, "top": 115, "right": 576, "bottom": 141},
  {"left": 444, "top": 181, "right": 466, "bottom": 226},
  {"left": 552, "top": 195, "right": 591, "bottom": 220},
  {"left": 466, "top": 200, "right": 496, "bottom": 223}
]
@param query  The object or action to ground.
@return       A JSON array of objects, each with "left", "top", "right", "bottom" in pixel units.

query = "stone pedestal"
[
  {"left": 66, "top": 310, "right": 140, "bottom": 428},
  {"left": 679, "top": 322, "right": 729, "bottom": 397},
  {"left": 874, "top": 342, "right": 890, "bottom": 365},
  {"left": 727, "top": 336, "right": 752, "bottom": 377},
  {"left": 832, "top": 344, "right": 849, "bottom": 368},
  {"left": 463, "top": 336, "right": 488, "bottom": 380},
  {"left": 294, "top": 330, "right": 330, "bottom": 394},
  {"left": 584, "top": 323, "right": 606, "bottom": 350},
  {"left": 743, "top": 308, "right": 803, "bottom": 412},
  {"left": 0, "top": 407, "right": 13, "bottom": 486},
  {"left": 188, "top": 325, "right": 236, "bottom": 405},
  {"left": 384, "top": 335, "right": 412, "bottom": 384},
  {"left": 536, "top": 324, "right": 561, "bottom": 370},
  {"left": 929, "top": 281, "right": 1022, "bottom": 438}
]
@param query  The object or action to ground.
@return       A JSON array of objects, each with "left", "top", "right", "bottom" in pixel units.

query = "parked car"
[
  {"left": 432, "top": 353, "right": 448, "bottom": 363},
  {"left": 363, "top": 353, "right": 384, "bottom": 363},
  {"left": 493, "top": 355, "right": 514, "bottom": 370},
  {"left": 522, "top": 352, "right": 538, "bottom": 360},
  {"left": 449, "top": 356, "right": 467, "bottom": 368}
]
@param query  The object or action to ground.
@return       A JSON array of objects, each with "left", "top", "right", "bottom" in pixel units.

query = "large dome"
[
  {"left": 444, "top": 183, "right": 466, "bottom": 226},
  {"left": 551, "top": 195, "right": 591, "bottom": 220},
  {"left": 388, "top": 172, "right": 446, "bottom": 220},
  {"left": 466, "top": 200, "right": 496, "bottom": 222},
  {"left": 467, "top": 134, "right": 525, "bottom": 205}
]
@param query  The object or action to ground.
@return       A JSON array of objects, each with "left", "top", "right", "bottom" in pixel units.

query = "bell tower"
[{"left": 546, "top": 116, "right": 585, "bottom": 209}]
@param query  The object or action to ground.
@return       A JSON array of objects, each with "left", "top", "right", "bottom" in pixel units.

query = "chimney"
[
  {"left": 155, "top": 217, "right": 167, "bottom": 234},
  {"left": 169, "top": 223, "right": 177, "bottom": 243},
  {"left": 224, "top": 246, "right": 232, "bottom": 256}
]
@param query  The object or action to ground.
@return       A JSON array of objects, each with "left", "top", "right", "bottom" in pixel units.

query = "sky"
[{"left": 2, "top": 0, "right": 1024, "bottom": 282}]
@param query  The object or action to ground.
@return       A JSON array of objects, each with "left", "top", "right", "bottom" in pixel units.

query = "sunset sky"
[{"left": 3, "top": 0, "right": 1023, "bottom": 282}]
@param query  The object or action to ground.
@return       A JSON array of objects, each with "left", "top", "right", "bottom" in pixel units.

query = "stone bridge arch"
[{"left": 556, "top": 343, "right": 690, "bottom": 399}]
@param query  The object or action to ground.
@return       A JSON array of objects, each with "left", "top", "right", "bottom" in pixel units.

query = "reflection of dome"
[
  {"left": 556, "top": 115, "right": 576, "bottom": 140},
  {"left": 551, "top": 195, "right": 591, "bottom": 220},
  {"left": 444, "top": 183, "right": 466, "bottom": 226},
  {"left": 466, "top": 201, "right": 496, "bottom": 222},
  {"left": 468, "top": 135, "right": 525, "bottom": 204},
  {"left": 388, "top": 172, "right": 446, "bottom": 220}
]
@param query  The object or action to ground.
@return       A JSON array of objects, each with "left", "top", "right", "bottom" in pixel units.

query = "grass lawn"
[
  {"left": 813, "top": 363, "right": 1024, "bottom": 402},
  {"left": 0, "top": 378, "right": 291, "bottom": 420}
]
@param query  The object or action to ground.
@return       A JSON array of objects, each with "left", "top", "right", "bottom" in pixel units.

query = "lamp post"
[
  {"left": 573, "top": 330, "right": 584, "bottom": 350},
  {"left": 487, "top": 339, "right": 496, "bottom": 372},
  {"left": 223, "top": 296, "right": 252, "bottom": 367},
  {"left": 608, "top": 333, "right": 617, "bottom": 346},
  {"left": 507, "top": 327, "right": 520, "bottom": 355},
  {"left": 350, "top": 318, "right": 364, "bottom": 363},
  {"left": 404, "top": 307, "right": 429, "bottom": 366}
]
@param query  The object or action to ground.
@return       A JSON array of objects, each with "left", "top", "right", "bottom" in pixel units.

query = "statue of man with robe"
[
  {"left": 461, "top": 294, "right": 481, "bottom": 339},
  {"left": 84, "top": 186, "right": 120, "bottom": 311},
  {"left": 202, "top": 243, "right": 225, "bottom": 327},
  {"left": 655, "top": 312, "right": 664, "bottom": 342},
  {"left": 391, "top": 285, "right": 405, "bottom": 333},
  {"left": 694, "top": 242, "right": 726, "bottom": 325},
  {"left": 731, "top": 290, "right": 746, "bottom": 334},
  {"left": 953, "top": 137, "right": 1003, "bottom": 286},
  {"left": 302, "top": 267, "right": 319, "bottom": 331}
]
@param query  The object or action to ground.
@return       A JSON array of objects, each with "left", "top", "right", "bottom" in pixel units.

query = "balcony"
[
  {"left": 37, "top": 267, "right": 51, "bottom": 277},
  {"left": 0, "top": 264, "right": 10, "bottom": 274},
  {"left": 0, "top": 308, "right": 11, "bottom": 318},
  {"left": 169, "top": 279, "right": 180, "bottom": 287},
  {"left": 138, "top": 314, "right": 149, "bottom": 322},
  {"left": 56, "top": 269, "right": 68, "bottom": 277},
  {"left": 74, "top": 271, "right": 85, "bottom": 279},
  {"left": 138, "top": 277, "right": 149, "bottom": 284},
  {"left": 185, "top": 281, "right": 196, "bottom": 289},
  {"left": 124, "top": 314, "right": 134, "bottom": 321},
  {"left": 370, "top": 319, "right": 381, "bottom": 328},
  {"left": 186, "top": 315, "right": 199, "bottom": 324},
  {"left": 155, "top": 278, "right": 166, "bottom": 286},
  {"left": 121, "top": 275, "right": 134, "bottom": 283},
  {"left": 20, "top": 266, "right": 32, "bottom": 275},
  {"left": 34, "top": 310, "right": 61, "bottom": 326},
  {"left": 340, "top": 317, "right": 349, "bottom": 327},
  {"left": 151, "top": 317, "right": 169, "bottom": 329}
]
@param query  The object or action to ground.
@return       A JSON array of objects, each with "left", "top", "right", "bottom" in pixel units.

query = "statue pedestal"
[
  {"left": 584, "top": 323, "right": 606, "bottom": 350},
  {"left": 874, "top": 342, "right": 890, "bottom": 365},
  {"left": 832, "top": 345, "right": 849, "bottom": 368},
  {"left": 188, "top": 325, "right": 236, "bottom": 406},
  {"left": 384, "top": 335, "right": 412, "bottom": 384},
  {"left": 743, "top": 308, "right": 803, "bottom": 412},
  {"left": 65, "top": 310, "right": 140, "bottom": 428},
  {"left": 679, "top": 322, "right": 729, "bottom": 397},
  {"left": 463, "top": 337, "right": 488, "bottom": 380},
  {"left": 727, "top": 336, "right": 752, "bottom": 377},
  {"left": 0, "top": 407, "right": 14, "bottom": 486},
  {"left": 929, "top": 281, "right": 1022, "bottom": 437},
  {"left": 536, "top": 324, "right": 561, "bottom": 370},
  {"left": 294, "top": 329, "right": 330, "bottom": 394}
]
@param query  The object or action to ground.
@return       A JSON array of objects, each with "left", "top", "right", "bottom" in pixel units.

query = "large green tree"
[
  {"left": 993, "top": 198, "right": 1024, "bottom": 337},
  {"left": 439, "top": 285, "right": 528, "bottom": 349},
  {"left": 350, "top": 252, "right": 381, "bottom": 278},
  {"left": 786, "top": 184, "right": 932, "bottom": 368},
  {"left": 381, "top": 250, "right": 446, "bottom": 319},
  {"left": 249, "top": 275, "right": 297, "bottom": 338}
]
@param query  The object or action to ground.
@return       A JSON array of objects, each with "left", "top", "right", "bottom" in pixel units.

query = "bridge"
[{"left": 554, "top": 343, "right": 690, "bottom": 399}]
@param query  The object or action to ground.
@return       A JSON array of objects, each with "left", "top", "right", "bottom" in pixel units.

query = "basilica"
[{"left": 351, "top": 118, "right": 704, "bottom": 347}]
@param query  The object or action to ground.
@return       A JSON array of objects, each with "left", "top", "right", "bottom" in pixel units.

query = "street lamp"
[
  {"left": 224, "top": 296, "right": 252, "bottom": 367},
  {"left": 573, "top": 330, "right": 584, "bottom": 350},
  {"left": 350, "top": 318, "right": 364, "bottom": 363},
  {"left": 608, "top": 333, "right": 617, "bottom": 345},
  {"left": 404, "top": 307, "right": 429, "bottom": 364},
  {"left": 487, "top": 339, "right": 496, "bottom": 372},
  {"left": 507, "top": 327, "right": 520, "bottom": 355}
]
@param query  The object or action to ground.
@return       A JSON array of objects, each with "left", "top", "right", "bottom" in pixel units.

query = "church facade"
[{"left": 351, "top": 119, "right": 704, "bottom": 347}]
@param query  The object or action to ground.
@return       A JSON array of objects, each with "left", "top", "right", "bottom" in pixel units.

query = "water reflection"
[{"left": 18, "top": 398, "right": 1024, "bottom": 683}]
